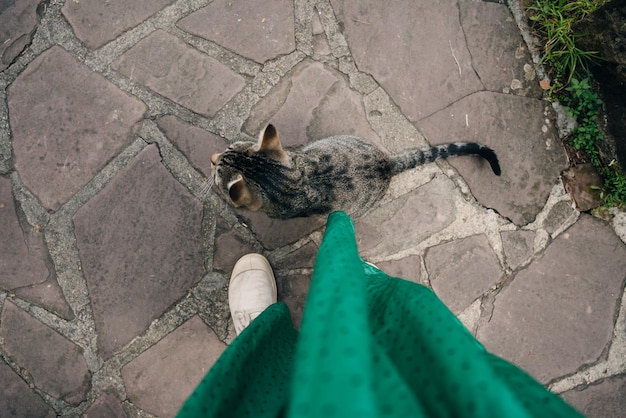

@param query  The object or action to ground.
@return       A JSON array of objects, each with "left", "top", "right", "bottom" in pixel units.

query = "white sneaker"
[{"left": 228, "top": 254, "right": 277, "bottom": 335}]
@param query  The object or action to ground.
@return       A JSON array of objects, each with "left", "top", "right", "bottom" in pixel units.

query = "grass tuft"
[{"left": 527, "top": 0, "right": 626, "bottom": 208}]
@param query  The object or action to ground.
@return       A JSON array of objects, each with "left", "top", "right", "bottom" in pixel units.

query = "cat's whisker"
[{"left": 199, "top": 175, "right": 215, "bottom": 199}]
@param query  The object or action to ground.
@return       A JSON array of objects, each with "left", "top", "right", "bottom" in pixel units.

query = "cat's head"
[{"left": 210, "top": 124, "right": 290, "bottom": 211}]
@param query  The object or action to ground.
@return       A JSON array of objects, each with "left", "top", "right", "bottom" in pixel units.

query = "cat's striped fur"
[{"left": 210, "top": 124, "right": 500, "bottom": 219}]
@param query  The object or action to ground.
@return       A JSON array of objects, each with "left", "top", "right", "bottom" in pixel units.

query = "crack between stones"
[
  {"left": 453, "top": 0, "right": 486, "bottom": 92},
  {"left": 416, "top": 87, "right": 541, "bottom": 124},
  {"left": 1, "top": 0, "right": 51, "bottom": 72}
]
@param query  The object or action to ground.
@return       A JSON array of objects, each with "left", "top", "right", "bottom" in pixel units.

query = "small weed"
[
  {"left": 562, "top": 78, "right": 603, "bottom": 155},
  {"left": 528, "top": 0, "right": 605, "bottom": 87},
  {"left": 561, "top": 77, "right": 626, "bottom": 207},
  {"left": 527, "top": 0, "right": 626, "bottom": 208}
]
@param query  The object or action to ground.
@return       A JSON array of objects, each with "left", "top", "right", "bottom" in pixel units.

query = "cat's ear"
[
  {"left": 228, "top": 176, "right": 262, "bottom": 211},
  {"left": 256, "top": 124, "right": 288, "bottom": 163}
]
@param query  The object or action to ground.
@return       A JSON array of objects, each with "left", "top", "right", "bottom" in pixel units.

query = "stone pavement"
[{"left": 1, "top": 0, "right": 626, "bottom": 416}]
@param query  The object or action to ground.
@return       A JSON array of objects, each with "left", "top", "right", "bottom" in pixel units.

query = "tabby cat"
[{"left": 210, "top": 124, "right": 500, "bottom": 219}]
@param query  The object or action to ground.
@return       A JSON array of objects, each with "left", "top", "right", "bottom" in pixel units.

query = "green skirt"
[{"left": 178, "top": 211, "right": 582, "bottom": 418}]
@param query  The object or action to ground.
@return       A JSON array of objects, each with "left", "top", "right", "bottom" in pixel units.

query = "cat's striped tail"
[{"left": 389, "top": 142, "right": 501, "bottom": 176}]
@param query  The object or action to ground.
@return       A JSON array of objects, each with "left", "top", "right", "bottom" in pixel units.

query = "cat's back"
[
  {"left": 298, "top": 135, "right": 390, "bottom": 177},
  {"left": 301, "top": 134, "right": 381, "bottom": 155},
  {"left": 294, "top": 135, "right": 392, "bottom": 217}
]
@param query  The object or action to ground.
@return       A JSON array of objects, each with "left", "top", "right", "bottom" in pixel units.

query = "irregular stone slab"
[
  {"left": 543, "top": 200, "right": 577, "bottom": 235},
  {"left": 178, "top": 0, "right": 295, "bottom": 63},
  {"left": 238, "top": 210, "right": 326, "bottom": 251},
  {"left": 74, "top": 145, "right": 205, "bottom": 358},
  {"left": 9, "top": 46, "right": 146, "bottom": 211},
  {"left": 0, "top": 179, "right": 72, "bottom": 319},
  {"left": 13, "top": 278, "right": 73, "bottom": 320},
  {"left": 62, "top": 0, "right": 175, "bottom": 49},
  {"left": 561, "top": 373, "right": 626, "bottom": 418},
  {"left": 192, "top": 274, "right": 231, "bottom": 343},
  {"left": 0, "top": 177, "right": 49, "bottom": 289},
  {"left": 0, "top": 360, "right": 56, "bottom": 418},
  {"left": 84, "top": 392, "right": 128, "bottom": 418},
  {"left": 122, "top": 316, "right": 226, "bottom": 418},
  {"left": 277, "top": 273, "right": 311, "bottom": 329},
  {"left": 459, "top": 1, "right": 542, "bottom": 98},
  {"left": 478, "top": 215, "right": 626, "bottom": 383},
  {"left": 418, "top": 91, "right": 565, "bottom": 225},
  {"left": 157, "top": 115, "right": 228, "bottom": 178},
  {"left": 331, "top": 0, "right": 483, "bottom": 120},
  {"left": 501, "top": 230, "right": 535, "bottom": 270},
  {"left": 212, "top": 216, "right": 257, "bottom": 273},
  {"left": 425, "top": 234, "right": 503, "bottom": 314},
  {"left": 273, "top": 241, "right": 318, "bottom": 270},
  {"left": 375, "top": 255, "right": 422, "bottom": 284},
  {"left": 0, "top": 0, "right": 41, "bottom": 71},
  {"left": 112, "top": 30, "right": 245, "bottom": 117},
  {"left": 355, "top": 176, "right": 457, "bottom": 256},
  {"left": 611, "top": 208, "right": 626, "bottom": 244},
  {"left": 0, "top": 300, "right": 90, "bottom": 404},
  {"left": 245, "top": 60, "right": 383, "bottom": 149}
]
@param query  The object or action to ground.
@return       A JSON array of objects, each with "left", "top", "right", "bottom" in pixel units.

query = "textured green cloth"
[{"left": 178, "top": 211, "right": 582, "bottom": 418}]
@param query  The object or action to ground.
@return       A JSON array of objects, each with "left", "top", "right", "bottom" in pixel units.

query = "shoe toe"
[{"left": 228, "top": 254, "right": 278, "bottom": 335}]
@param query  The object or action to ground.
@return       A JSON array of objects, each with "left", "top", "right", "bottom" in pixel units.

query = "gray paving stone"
[
  {"left": 501, "top": 230, "right": 535, "bottom": 270},
  {"left": 312, "top": 14, "right": 331, "bottom": 57},
  {"left": 238, "top": 210, "right": 326, "bottom": 250},
  {"left": 375, "top": 255, "right": 422, "bottom": 284},
  {"left": 426, "top": 234, "right": 503, "bottom": 314},
  {"left": 73, "top": 145, "right": 205, "bottom": 359},
  {"left": 478, "top": 215, "right": 626, "bottom": 383},
  {"left": 245, "top": 60, "right": 383, "bottom": 149},
  {"left": 277, "top": 273, "right": 311, "bottom": 329},
  {"left": 418, "top": 91, "right": 565, "bottom": 225},
  {"left": 83, "top": 392, "right": 128, "bottom": 418},
  {"left": 157, "top": 115, "right": 228, "bottom": 178},
  {"left": 62, "top": 0, "right": 176, "bottom": 49},
  {"left": 192, "top": 274, "right": 231, "bottom": 344},
  {"left": 355, "top": 176, "right": 457, "bottom": 256},
  {"left": 213, "top": 216, "right": 257, "bottom": 273},
  {"left": 0, "top": 177, "right": 49, "bottom": 289},
  {"left": 0, "top": 0, "right": 41, "bottom": 71},
  {"left": 9, "top": 46, "right": 146, "bottom": 211},
  {"left": 459, "top": 0, "right": 543, "bottom": 99},
  {"left": 178, "top": 0, "right": 295, "bottom": 64},
  {"left": 13, "top": 277, "right": 73, "bottom": 320},
  {"left": 273, "top": 241, "right": 318, "bottom": 270},
  {"left": 112, "top": 30, "right": 245, "bottom": 117},
  {"left": 0, "top": 360, "right": 56, "bottom": 418},
  {"left": 122, "top": 315, "right": 226, "bottom": 418},
  {"left": 331, "top": 0, "right": 483, "bottom": 121},
  {"left": 544, "top": 200, "right": 577, "bottom": 235},
  {"left": 1, "top": 178, "right": 72, "bottom": 319},
  {"left": 0, "top": 300, "right": 90, "bottom": 404},
  {"left": 561, "top": 374, "right": 626, "bottom": 418}
]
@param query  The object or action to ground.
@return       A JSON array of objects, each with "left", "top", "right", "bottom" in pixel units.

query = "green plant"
[
  {"left": 527, "top": 0, "right": 625, "bottom": 207},
  {"left": 528, "top": 0, "right": 606, "bottom": 86},
  {"left": 597, "top": 164, "right": 626, "bottom": 207},
  {"left": 561, "top": 77, "right": 626, "bottom": 207},
  {"left": 562, "top": 78, "right": 603, "bottom": 156}
]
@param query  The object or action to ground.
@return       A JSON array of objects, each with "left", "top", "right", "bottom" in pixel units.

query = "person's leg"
[{"left": 177, "top": 254, "right": 298, "bottom": 418}]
